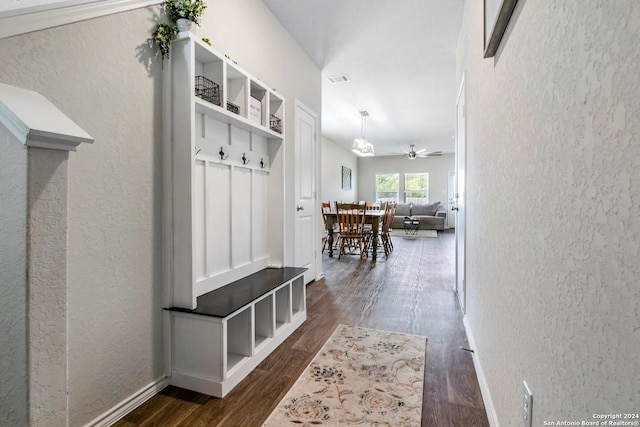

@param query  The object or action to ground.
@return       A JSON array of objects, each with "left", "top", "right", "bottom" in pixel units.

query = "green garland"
[
  {"left": 153, "top": 23, "right": 178, "bottom": 60},
  {"left": 152, "top": 0, "right": 207, "bottom": 60}
]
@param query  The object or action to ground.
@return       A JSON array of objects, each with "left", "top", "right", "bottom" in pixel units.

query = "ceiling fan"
[{"left": 404, "top": 144, "right": 442, "bottom": 159}]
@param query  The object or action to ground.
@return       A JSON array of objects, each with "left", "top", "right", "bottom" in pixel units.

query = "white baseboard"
[
  {"left": 85, "top": 377, "right": 169, "bottom": 427},
  {"left": 463, "top": 316, "right": 500, "bottom": 427}
]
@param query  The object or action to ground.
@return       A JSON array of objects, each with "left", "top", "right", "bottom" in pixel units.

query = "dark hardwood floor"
[{"left": 114, "top": 230, "right": 489, "bottom": 426}]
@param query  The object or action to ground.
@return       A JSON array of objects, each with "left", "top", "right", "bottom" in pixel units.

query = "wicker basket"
[
  {"left": 270, "top": 114, "right": 282, "bottom": 133},
  {"left": 227, "top": 101, "right": 240, "bottom": 115},
  {"left": 194, "top": 76, "right": 221, "bottom": 106}
]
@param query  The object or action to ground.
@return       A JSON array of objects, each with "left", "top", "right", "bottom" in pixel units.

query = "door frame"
[
  {"left": 293, "top": 99, "right": 320, "bottom": 283},
  {"left": 455, "top": 75, "right": 467, "bottom": 313}
]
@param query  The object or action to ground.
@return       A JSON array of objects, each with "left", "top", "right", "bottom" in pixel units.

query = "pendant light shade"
[{"left": 352, "top": 110, "right": 374, "bottom": 157}]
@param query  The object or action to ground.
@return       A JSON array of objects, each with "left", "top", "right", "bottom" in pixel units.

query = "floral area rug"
[{"left": 262, "top": 324, "right": 427, "bottom": 427}]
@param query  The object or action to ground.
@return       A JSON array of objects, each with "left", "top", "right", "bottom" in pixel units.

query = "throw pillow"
[
  {"left": 412, "top": 201, "right": 440, "bottom": 216},
  {"left": 395, "top": 203, "right": 411, "bottom": 216}
]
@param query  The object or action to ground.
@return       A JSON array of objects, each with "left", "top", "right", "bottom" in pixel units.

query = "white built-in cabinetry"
[{"left": 162, "top": 33, "right": 305, "bottom": 398}]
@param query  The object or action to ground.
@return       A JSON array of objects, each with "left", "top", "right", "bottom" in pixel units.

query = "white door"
[
  {"left": 294, "top": 101, "right": 318, "bottom": 284},
  {"left": 447, "top": 171, "right": 456, "bottom": 229},
  {"left": 455, "top": 77, "right": 466, "bottom": 313}
]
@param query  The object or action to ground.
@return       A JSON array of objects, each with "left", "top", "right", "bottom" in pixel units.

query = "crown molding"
[{"left": 0, "top": 0, "right": 162, "bottom": 39}]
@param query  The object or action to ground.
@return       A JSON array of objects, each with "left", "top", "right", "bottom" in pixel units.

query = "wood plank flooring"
[{"left": 114, "top": 230, "right": 489, "bottom": 426}]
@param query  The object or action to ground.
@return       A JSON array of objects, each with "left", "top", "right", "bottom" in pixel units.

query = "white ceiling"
[{"left": 261, "top": 0, "right": 465, "bottom": 157}]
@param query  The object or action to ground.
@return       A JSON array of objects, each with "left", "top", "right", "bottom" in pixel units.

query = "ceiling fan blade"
[
  {"left": 425, "top": 151, "right": 442, "bottom": 156},
  {"left": 415, "top": 148, "right": 427, "bottom": 154}
]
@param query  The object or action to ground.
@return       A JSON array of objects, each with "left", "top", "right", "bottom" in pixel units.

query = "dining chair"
[
  {"left": 335, "top": 202, "right": 367, "bottom": 260},
  {"left": 380, "top": 202, "right": 396, "bottom": 256},
  {"left": 321, "top": 202, "right": 337, "bottom": 253},
  {"left": 363, "top": 201, "right": 380, "bottom": 235}
]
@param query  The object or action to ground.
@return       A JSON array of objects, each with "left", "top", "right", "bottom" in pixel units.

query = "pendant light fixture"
[{"left": 352, "top": 110, "right": 375, "bottom": 157}]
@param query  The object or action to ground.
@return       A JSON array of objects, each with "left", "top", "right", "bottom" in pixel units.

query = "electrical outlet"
[{"left": 523, "top": 381, "right": 533, "bottom": 427}]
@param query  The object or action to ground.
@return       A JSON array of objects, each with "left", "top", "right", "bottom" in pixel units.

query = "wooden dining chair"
[
  {"left": 380, "top": 202, "right": 396, "bottom": 256},
  {"left": 335, "top": 202, "right": 367, "bottom": 260},
  {"left": 363, "top": 201, "right": 380, "bottom": 235},
  {"left": 321, "top": 202, "right": 337, "bottom": 253},
  {"left": 365, "top": 201, "right": 394, "bottom": 257}
]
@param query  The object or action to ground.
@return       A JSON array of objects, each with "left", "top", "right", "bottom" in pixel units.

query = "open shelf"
[
  {"left": 227, "top": 307, "right": 251, "bottom": 374},
  {"left": 226, "top": 353, "right": 249, "bottom": 377},
  {"left": 167, "top": 268, "right": 306, "bottom": 397},
  {"left": 195, "top": 98, "right": 283, "bottom": 140},
  {"left": 275, "top": 285, "right": 290, "bottom": 332},
  {"left": 226, "top": 63, "right": 248, "bottom": 118},
  {"left": 254, "top": 294, "right": 273, "bottom": 351},
  {"left": 249, "top": 81, "right": 268, "bottom": 127},
  {"left": 292, "top": 276, "right": 305, "bottom": 317}
]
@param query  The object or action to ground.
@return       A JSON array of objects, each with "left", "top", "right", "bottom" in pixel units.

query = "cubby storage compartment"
[
  {"left": 194, "top": 41, "right": 224, "bottom": 108},
  {"left": 226, "top": 308, "right": 252, "bottom": 375},
  {"left": 292, "top": 276, "right": 305, "bottom": 317},
  {"left": 249, "top": 81, "right": 267, "bottom": 126},
  {"left": 254, "top": 294, "right": 273, "bottom": 351},
  {"left": 226, "top": 64, "right": 248, "bottom": 117},
  {"left": 269, "top": 93, "right": 284, "bottom": 133},
  {"left": 166, "top": 268, "right": 306, "bottom": 398},
  {"left": 275, "top": 285, "right": 291, "bottom": 332}
]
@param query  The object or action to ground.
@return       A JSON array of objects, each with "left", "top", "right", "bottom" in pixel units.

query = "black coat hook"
[
  {"left": 219, "top": 147, "right": 229, "bottom": 160},
  {"left": 242, "top": 153, "right": 250, "bottom": 165},
  {"left": 260, "top": 158, "right": 265, "bottom": 169},
  {"left": 195, "top": 147, "right": 201, "bottom": 155}
]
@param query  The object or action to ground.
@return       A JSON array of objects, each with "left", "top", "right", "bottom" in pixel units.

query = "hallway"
[{"left": 115, "top": 230, "right": 489, "bottom": 426}]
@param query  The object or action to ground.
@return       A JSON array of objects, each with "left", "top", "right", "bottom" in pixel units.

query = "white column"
[
  {"left": 0, "top": 83, "right": 92, "bottom": 427},
  {"left": 27, "top": 148, "right": 70, "bottom": 427}
]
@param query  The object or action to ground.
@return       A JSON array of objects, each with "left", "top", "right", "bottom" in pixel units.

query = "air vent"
[{"left": 327, "top": 74, "right": 351, "bottom": 84}]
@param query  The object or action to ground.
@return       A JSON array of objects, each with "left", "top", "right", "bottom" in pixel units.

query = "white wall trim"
[
  {"left": 84, "top": 377, "right": 169, "bottom": 427},
  {"left": 463, "top": 316, "right": 500, "bottom": 427},
  {"left": 0, "top": 0, "right": 162, "bottom": 39}
]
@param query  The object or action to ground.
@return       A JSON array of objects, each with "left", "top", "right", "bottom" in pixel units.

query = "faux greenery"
[
  {"left": 153, "top": 23, "right": 178, "bottom": 60},
  {"left": 152, "top": 0, "right": 207, "bottom": 60},
  {"left": 165, "top": 0, "right": 207, "bottom": 25}
]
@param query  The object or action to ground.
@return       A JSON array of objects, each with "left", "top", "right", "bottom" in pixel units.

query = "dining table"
[{"left": 323, "top": 210, "right": 385, "bottom": 261}]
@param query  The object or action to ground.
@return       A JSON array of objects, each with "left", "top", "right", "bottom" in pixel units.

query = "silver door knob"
[{"left": 296, "top": 205, "right": 304, "bottom": 211}]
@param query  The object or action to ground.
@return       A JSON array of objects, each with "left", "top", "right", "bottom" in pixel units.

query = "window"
[
  {"left": 375, "top": 173, "right": 399, "bottom": 203},
  {"left": 405, "top": 173, "right": 429, "bottom": 204}
]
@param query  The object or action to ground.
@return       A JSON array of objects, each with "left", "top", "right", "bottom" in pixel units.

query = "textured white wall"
[
  {"left": 0, "top": 7, "right": 165, "bottom": 426},
  {"left": 358, "top": 154, "right": 454, "bottom": 206},
  {"left": 321, "top": 136, "right": 359, "bottom": 204},
  {"left": 0, "top": 128, "right": 28, "bottom": 427},
  {"left": 457, "top": 0, "right": 640, "bottom": 424},
  {"left": 0, "top": 0, "right": 320, "bottom": 424}
]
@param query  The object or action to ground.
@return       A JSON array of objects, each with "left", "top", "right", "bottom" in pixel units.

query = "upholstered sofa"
[{"left": 390, "top": 202, "right": 447, "bottom": 231}]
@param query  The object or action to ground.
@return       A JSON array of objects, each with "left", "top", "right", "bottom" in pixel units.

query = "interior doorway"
[
  {"left": 455, "top": 76, "right": 466, "bottom": 313},
  {"left": 294, "top": 100, "right": 319, "bottom": 284}
]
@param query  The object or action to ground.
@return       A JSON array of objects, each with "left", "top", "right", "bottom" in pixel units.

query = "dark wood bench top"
[{"left": 167, "top": 267, "right": 307, "bottom": 318}]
